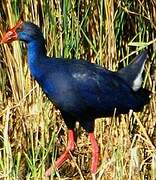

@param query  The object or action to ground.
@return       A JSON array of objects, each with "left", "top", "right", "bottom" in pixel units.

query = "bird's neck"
[
  {"left": 27, "top": 39, "right": 47, "bottom": 65},
  {"left": 27, "top": 39, "right": 47, "bottom": 78}
]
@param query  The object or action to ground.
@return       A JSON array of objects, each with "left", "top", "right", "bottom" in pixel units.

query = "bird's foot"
[
  {"left": 45, "top": 166, "right": 54, "bottom": 177},
  {"left": 45, "top": 129, "right": 75, "bottom": 177}
]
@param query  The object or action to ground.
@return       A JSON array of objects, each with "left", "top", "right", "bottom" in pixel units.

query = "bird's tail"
[
  {"left": 133, "top": 88, "right": 150, "bottom": 112},
  {"left": 117, "top": 51, "right": 148, "bottom": 91}
]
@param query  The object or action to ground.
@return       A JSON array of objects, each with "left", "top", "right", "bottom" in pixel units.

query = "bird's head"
[{"left": 1, "top": 20, "right": 44, "bottom": 44}]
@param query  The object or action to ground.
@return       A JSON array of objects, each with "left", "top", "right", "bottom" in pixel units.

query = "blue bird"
[{"left": 1, "top": 20, "right": 150, "bottom": 176}]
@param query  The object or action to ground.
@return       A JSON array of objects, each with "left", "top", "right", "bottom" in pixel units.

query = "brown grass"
[{"left": 0, "top": 0, "right": 156, "bottom": 179}]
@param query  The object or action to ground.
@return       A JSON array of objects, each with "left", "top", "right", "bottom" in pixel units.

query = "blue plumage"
[
  {"left": 39, "top": 59, "right": 148, "bottom": 121},
  {"left": 15, "top": 22, "right": 150, "bottom": 132},
  {"left": 1, "top": 21, "right": 150, "bottom": 175}
]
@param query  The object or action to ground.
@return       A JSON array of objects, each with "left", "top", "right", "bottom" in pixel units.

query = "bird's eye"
[{"left": 16, "top": 26, "right": 23, "bottom": 32}]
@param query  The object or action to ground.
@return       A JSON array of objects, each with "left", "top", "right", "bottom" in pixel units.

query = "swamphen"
[{"left": 1, "top": 20, "right": 150, "bottom": 176}]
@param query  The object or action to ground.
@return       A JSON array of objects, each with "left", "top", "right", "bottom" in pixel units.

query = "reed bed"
[{"left": 0, "top": 0, "right": 156, "bottom": 179}]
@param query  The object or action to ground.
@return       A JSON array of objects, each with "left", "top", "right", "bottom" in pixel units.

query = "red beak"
[
  {"left": 1, "top": 31, "right": 18, "bottom": 44},
  {"left": 1, "top": 20, "right": 23, "bottom": 44}
]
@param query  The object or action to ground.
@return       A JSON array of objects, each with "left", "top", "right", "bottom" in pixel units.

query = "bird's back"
[{"left": 34, "top": 57, "right": 149, "bottom": 119}]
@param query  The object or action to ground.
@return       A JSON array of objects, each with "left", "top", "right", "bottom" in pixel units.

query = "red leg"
[
  {"left": 55, "top": 129, "right": 75, "bottom": 168},
  {"left": 45, "top": 129, "right": 75, "bottom": 177},
  {"left": 88, "top": 132, "right": 99, "bottom": 174}
]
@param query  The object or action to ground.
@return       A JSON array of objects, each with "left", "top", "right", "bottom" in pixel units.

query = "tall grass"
[{"left": 0, "top": 0, "right": 156, "bottom": 179}]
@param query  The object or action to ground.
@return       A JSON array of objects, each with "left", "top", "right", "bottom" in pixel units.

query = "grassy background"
[{"left": 0, "top": 0, "right": 156, "bottom": 179}]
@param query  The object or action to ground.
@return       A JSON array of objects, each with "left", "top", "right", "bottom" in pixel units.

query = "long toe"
[
  {"left": 45, "top": 166, "right": 53, "bottom": 177},
  {"left": 45, "top": 129, "right": 75, "bottom": 176}
]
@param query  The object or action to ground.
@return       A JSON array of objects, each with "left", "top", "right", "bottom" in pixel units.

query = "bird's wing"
[{"left": 70, "top": 63, "right": 134, "bottom": 111}]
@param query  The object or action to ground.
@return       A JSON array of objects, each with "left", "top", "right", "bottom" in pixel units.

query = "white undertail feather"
[{"left": 132, "top": 62, "right": 145, "bottom": 91}]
